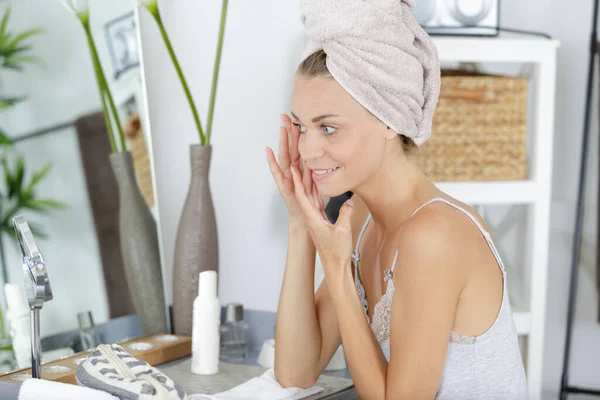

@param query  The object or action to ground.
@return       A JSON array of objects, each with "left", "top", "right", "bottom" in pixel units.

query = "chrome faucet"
[{"left": 13, "top": 216, "right": 53, "bottom": 379}]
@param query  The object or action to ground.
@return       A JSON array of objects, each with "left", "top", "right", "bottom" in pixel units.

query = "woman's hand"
[
  {"left": 290, "top": 165, "right": 354, "bottom": 283},
  {"left": 265, "top": 114, "right": 315, "bottom": 226}
]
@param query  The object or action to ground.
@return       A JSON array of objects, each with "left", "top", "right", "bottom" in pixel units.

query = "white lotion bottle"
[
  {"left": 191, "top": 270, "right": 221, "bottom": 375},
  {"left": 4, "top": 284, "right": 31, "bottom": 369}
]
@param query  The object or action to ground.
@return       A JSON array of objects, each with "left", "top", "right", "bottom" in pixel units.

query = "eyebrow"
[{"left": 291, "top": 112, "right": 341, "bottom": 123}]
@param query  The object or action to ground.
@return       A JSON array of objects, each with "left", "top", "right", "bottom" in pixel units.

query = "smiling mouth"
[
  {"left": 313, "top": 167, "right": 339, "bottom": 175},
  {"left": 311, "top": 167, "right": 340, "bottom": 181}
]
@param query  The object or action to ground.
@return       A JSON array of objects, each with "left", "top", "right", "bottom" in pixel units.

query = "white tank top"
[{"left": 351, "top": 197, "right": 529, "bottom": 399}]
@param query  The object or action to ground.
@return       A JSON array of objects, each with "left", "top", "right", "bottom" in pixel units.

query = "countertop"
[{"left": 158, "top": 348, "right": 359, "bottom": 399}]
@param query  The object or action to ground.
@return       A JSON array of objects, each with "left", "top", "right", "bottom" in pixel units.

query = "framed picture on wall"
[{"left": 105, "top": 11, "right": 139, "bottom": 80}]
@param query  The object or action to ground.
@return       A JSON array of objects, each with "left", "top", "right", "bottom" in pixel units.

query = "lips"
[
  {"left": 311, "top": 166, "right": 340, "bottom": 181},
  {"left": 313, "top": 167, "right": 338, "bottom": 175}
]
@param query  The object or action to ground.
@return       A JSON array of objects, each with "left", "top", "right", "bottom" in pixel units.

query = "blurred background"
[{"left": 0, "top": 0, "right": 598, "bottom": 399}]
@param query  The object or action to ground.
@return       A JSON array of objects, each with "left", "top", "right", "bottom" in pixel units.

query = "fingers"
[
  {"left": 311, "top": 181, "right": 321, "bottom": 211},
  {"left": 308, "top": 184, "right": 320, "bottom": 210},
  {"left": 290, "top": 166, "right": 329, "bottom": 226},
  {"left": 281, "top": 113, "right": 292, "bottom": 129},
  {"left": 281, "top": 114, "right": 298, "bottom": 164},
  {"left": 265, "top": 147, "right": 287, "bottom": 192},
  {"left": 314, "top": 181, "right": 329, "bottom": 222},
  {"left": 278, "top": 127, "right": 291, "bottom": 171},
  {"left": 302, "top": 159, "right": 313, "bottom": 195},
  {"left": 335, "top": 199, "right": 354, "bottom": 230},
  {"left": 289, "top": 122, "right": 301, "bottom": 167}
]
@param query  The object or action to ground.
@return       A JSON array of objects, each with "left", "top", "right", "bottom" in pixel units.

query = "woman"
[{"left": 265, "top": 1, "right": 528, "bottom": 399}]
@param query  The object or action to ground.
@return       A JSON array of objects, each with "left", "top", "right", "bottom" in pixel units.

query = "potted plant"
[
  {"left": 138, "top": 0, "right": 229, "bottom": 335},
  {"left": 62, "top": 0, "right": 168, "bottom": 335}
]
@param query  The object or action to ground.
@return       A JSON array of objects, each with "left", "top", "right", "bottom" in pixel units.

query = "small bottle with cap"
[
  {"left": 219, "top": 303, "right": 249, "bottom": 361},
  {"left": 77, "top": 311, "right": 100, "bottom": 351},
  {"left": 191, "top": 270, "right": 221, "bottom": 375}
]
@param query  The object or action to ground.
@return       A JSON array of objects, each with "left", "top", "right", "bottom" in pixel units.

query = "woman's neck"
[{"left": 353, "top": 153, "right": 439, "bottom": 234}]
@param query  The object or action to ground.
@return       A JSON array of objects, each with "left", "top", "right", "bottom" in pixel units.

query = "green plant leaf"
[
  {"left": 0, "top": 97, "right": 25, "bottom": 110},
  {"left": 0, "top": 6, "right": 42, "bottom": 72},
  {"left": 3, "top": 55, "right": 42, "bottom": 70},
  {"left": 0, "top": 202, "right": 20, "bottom": 229},
  {"left": 12, "top": 156, "right": 25, "bottom": 199},
  {"left": 0, "top": 222, "right": 12, "bottom": 237},
  {"left": 2, "top": 155, "right": 25, "bottom": 200},
  {"left": 1, "top": 44, "right": 30, "bottom": 56},
  {"left": 6, "top": 28, "right": 43, "bottom": 50},
  {"left": 0, "top": 7, "right": 11, "bottom": 42},
  {"left": 0, "top": 47, "right": 36, "bottom": 70},
  {"left": 1, "top": 157, "right": 14, "bottom": 200},
  {"left": 23, "top": 198, "right": 67, "bottom": 212},
  {"left": 23, "top": 164, "right": 51, "bottom": 195},
  {"left": 0, "top": 129, "right": 11, "bottom": 146}
]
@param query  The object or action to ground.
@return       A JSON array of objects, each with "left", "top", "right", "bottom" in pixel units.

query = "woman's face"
[{"left": 291, "top": 74, "right": 392, "bottom": 198}]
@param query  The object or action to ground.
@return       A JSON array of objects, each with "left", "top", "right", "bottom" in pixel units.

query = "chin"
[{"left": 315, "top": 181, "right": 353, "bottom": 199}]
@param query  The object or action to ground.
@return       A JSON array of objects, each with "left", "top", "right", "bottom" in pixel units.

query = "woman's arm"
[
  {"left": 274, "top": 222, "right": 343, "bottom": 387},
  {"left": 329, "top": 273, "right": 389, "bottom": 399},
  {"left": 328, "top": 211, "right": 465, "bottom": 400},
  {"left": 384, "top": 214, "right": 465, "bottom": 399},
  {"left": 275, "top": 195, "right": 370, "bottom": 388}
]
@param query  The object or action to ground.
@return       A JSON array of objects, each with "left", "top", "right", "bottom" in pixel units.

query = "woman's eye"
[
  {"left": 292, "top": 123, "right": 306, "bottom": 133},
  {"left": 323, "top": 125, "right": 336, "bottom": 135}
]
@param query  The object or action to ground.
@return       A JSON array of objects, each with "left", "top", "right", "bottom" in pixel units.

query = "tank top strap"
[
  {"left": 385, "top": 248, "right": 400, "bottom": 281},
  {"left": 352, "top": 213, "right": 372, "bottom": 277},
  {"left": 353, "top": 214, "right": 372, "bottom": 256},
  {"left": 411, "top": 197, "right": 506, "bottom": 273}
]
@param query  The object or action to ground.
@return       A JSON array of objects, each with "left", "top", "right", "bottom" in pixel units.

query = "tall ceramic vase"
[
  {"left": 109, "top": 152, "right": 168, "bottom": 335},
  {"left": 172, "top": 144, "right": 219, "bottom": 335}
]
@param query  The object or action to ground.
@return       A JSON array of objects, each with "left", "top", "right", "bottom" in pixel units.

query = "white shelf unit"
[{"left": 431, "top": 34, "right": 559, "bottom": 400}]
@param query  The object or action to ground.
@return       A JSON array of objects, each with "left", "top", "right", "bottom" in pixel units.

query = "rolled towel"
[
  {"left": 17, "top": 378, "right": 118, "bottom": 400},
  {"left": 299, "top": 0, "right": 441, "bottom": 146}
]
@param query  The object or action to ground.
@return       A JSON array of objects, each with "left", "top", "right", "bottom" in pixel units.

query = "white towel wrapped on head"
[{"left": 299, "top": 0, "right": 441, "bottom": 146}]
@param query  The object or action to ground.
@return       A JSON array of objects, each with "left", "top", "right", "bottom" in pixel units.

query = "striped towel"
[{"left": 76, "top": 344, "right": 187, "bottom": 400}]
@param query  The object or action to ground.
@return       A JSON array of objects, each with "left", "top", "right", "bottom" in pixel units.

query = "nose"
[{"left": 298, "top": 131, "right": 325, "bottom": 162}]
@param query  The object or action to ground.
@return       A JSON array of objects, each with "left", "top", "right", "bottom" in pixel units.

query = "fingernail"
[{"left": 346, "top": 199, "right": 354, "bottom": 207}]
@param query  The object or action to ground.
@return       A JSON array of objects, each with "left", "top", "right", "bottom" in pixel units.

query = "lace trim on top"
[
  {"left": 351, "top": 197, "right": 507, "bottom": 346},
  {"left": 352, "top": 249, "right": 398, "bottom": 344}
]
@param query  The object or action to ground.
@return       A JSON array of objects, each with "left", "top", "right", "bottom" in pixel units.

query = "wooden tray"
[{"left": 0, "top": 334, "right": 191, "bottom": 385}]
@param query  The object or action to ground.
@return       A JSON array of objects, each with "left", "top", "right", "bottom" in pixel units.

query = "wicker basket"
[{"left": 414, "top": 69, "right": 528, "bottom": 181}]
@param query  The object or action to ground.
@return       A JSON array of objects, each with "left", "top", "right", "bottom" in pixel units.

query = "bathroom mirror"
[
  {"left": 13, "top": 215, "right": 53, "bottom": 378},
  {"left": 0, "top": 0, "right": 160, "bottom": 371}
]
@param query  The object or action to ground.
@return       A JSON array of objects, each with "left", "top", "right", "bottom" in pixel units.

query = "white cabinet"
[{"left": 433, "top": 33, "right": 559, "bottom": 400}]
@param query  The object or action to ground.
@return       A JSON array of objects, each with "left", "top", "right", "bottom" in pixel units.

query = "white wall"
[
  {"left": 138, "top": 0, "right": 306, "bottom": 312},
  {"left": 139, "top": 0, "right": 600, "bottom": 396},
  {"left": 0, "top": 0, "right": 138, "bottom": 337}
]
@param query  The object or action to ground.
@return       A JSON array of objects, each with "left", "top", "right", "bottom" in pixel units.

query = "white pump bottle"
[{"left": 191, "top": 270, "right": 221, "bottom": 375}]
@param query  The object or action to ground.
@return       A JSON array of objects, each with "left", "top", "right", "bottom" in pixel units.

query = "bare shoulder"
[{"left": 395, "top": 197, "right": 489, "bottom": 278}]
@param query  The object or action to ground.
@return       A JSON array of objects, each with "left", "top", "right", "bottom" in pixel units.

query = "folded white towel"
[
  {"left": 18, "top": 378, "right": 118, "bottom": 400},
  {"left": 300, "top": 0, "right": 441, "bottom": 146},
  {"left": 188, "top": 369, "right": 323, "bottom": 400}
]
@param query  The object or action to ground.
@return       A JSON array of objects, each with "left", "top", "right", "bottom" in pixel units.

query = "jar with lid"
[{"left": 219, "top": 303, "right": 249, "bottom": 361}]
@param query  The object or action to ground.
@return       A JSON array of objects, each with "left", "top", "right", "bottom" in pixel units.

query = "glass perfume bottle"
[
  {"left": 78, "top": 311, "right": 100, "bottom": 351},
  {"left": 219, "top": 303, "right": 249, "bottom": 361}
]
